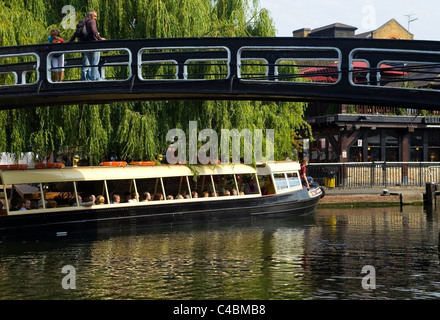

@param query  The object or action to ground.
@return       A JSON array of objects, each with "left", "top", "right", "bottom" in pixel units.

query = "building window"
[
  {"left": 428, "top": 149, "right": 440, "bottom": 162},
  {"left": 349, "top": 147, "right": 362, "bottom": 162},
  {"left": 385, "top": 134, "right": 399, "bottom": 161},
  {"left": 410, "top": 133, "right": 423, "bottom": 162},
  {"left": 310, "top": 139, "right": 326, "bottom": 162},
  {"left": 428, "top": 131, "right": 440, "bottom": 162},
  {"left": 367, "top": 132, "right": 381, "bottom": 161}
]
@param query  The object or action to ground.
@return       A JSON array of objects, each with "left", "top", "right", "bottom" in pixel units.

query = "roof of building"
[
  {"left": 310, "top": 22, "right": 358, "bottom": 34},
  {"left": 355, "top": 18, "right": 413, "bottom": 38}
]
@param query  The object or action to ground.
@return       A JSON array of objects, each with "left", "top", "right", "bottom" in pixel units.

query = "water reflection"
[{"left": 0, "top": 207, "right": 438, "bottom": 300}]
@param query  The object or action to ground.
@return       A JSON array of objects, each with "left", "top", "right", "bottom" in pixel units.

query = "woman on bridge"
[{"left": 48, "top": 29, "right": 64, "bottom": 82}]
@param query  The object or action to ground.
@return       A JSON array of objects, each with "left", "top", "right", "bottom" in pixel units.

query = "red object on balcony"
[{"left": 300, "top": 61, "right": 407, "bottom": 83}]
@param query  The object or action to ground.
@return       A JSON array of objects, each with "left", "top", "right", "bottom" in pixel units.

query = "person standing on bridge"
[
  {"left": 69, "top": 10, "right": 106, "bottom": 81},
  {"left": 48, "top": 29, "right": 65, "bottom": 82}
]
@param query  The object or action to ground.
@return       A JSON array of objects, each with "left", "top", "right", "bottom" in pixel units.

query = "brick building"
[{"left": 355, "top": 19, "right": 413, "bottom": 40}]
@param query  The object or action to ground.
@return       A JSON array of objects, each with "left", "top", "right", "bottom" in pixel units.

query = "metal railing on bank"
[{"left": 308, "top": 162, "right": 440, "bottom": 189}]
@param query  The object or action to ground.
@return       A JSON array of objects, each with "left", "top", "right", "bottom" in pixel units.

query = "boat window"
[
  {"left": 186, "top": 174, "right": 242, "bottom": 198},
  {"left": 0, "top": 176, "right": 7, "bottom": 215},
  {"left": 188, "top": 175, "right": 203, "bottom": 198},
  {"left": 105, "top": 179, "right": 139, "bottom": 203},
  {"left": 188, "top": 175, "right": 215, "bottom": 198},
  {"left": 286, "top": 172, "right": 301, "bottom": 188},
  {"left": 240, "top": 174, "right": 260, "bottom": 195},
  {"left": 212, "top": 174, "right": 238, "bottom": 196},
  {"left": 8, "top": 184, "right": 39, "bottom": 210},
  {"left": 161, "top": 176, "right": 190, "bottom": 200},
  {"left": 258, "top": 174, "right": 275, "bottom": 195},
  {"left": 76, "top": 180, "right": 109, "bottom": 204},
  {"left": 43, "top": 182, "right": 76, "bottom": 208},
  {"left": 273, "top": 173, "right": 288, "bottom": 191},
  {"left": 135, "top": 177, "right": 160, "bottom": 201},
  {"left": 0, "top": 177, "right": 4, "bottom": 201},
  {"left": 8, "top": 182, "right": 75, "bottom": 210}
]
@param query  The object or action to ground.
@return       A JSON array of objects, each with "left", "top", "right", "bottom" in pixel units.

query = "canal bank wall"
[{"left": 319, "top": 186, "right": 425, "bottom": 208}]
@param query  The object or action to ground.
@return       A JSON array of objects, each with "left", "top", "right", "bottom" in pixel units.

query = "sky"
[{"left": 258, "top": 0, "right": 440, "bottom": 41}]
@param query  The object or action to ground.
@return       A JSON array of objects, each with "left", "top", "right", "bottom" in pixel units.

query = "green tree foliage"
[{"left": 0, "top": 0, "right": 310, "bottom": 164}]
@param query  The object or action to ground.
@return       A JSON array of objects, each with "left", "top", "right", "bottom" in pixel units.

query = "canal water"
[{"left": 0, "top": 206, "right": 439, "bottom": 300}]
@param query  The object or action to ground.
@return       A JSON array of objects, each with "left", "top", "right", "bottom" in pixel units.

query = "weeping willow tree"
[{"left": 0, "top": 0, "right": 310, "bottom": 165}]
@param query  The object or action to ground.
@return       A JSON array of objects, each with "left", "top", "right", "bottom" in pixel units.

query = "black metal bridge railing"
[{"left": 1, "top": 37, "right": 440, "bottom": 109}]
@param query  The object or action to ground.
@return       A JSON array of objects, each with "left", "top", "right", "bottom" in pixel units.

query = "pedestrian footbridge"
[{"left": 1, "top": 37, "right": 440, "bottom": 109}]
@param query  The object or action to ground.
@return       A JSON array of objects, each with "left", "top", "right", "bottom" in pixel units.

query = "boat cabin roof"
[
  {"left": 0, "top": 163, "right": 258, "bottom": 185},
  {"left": 256, "top": 161, "right": 301, "bottom": 175},
  {"left": 0, "top": 162, "right": 301, "bottom": 185}
]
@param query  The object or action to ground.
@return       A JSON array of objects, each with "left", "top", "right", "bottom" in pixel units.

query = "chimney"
[{"left": 292, "top": 28, "right": 311, "bottom": 38}]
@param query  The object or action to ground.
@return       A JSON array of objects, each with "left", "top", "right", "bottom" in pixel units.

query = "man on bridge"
[{"left": 69, "top": 10, "right": 106, "bottom": 81}]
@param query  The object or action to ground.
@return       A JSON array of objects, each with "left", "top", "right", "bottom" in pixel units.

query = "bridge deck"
[{"left": 0, "top": 37, "right": 440, "bottom": 109}]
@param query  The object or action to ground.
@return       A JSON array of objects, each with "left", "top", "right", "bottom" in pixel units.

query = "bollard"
[{"left": 426, "top": 182, "right": 436, "bottom": 207}]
